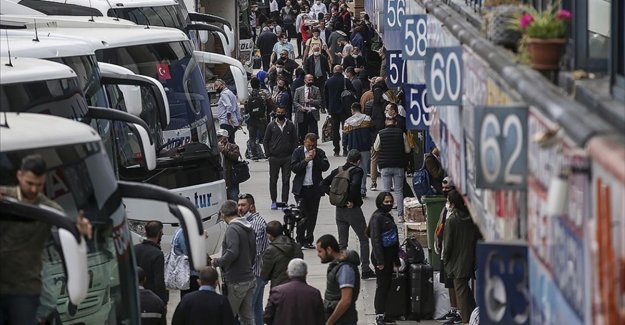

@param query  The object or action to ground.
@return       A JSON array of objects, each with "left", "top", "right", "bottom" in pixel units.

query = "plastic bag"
[{"left": 433, "top": 272, "right": 451, "bottom": 320}]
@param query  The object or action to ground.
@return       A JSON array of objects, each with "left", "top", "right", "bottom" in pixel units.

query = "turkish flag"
[{"left": 156, "top": 63, "right": 171, "bottom": 80}]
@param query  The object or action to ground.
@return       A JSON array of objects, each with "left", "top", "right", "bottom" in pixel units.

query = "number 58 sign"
[{"left": 474, "top": 105, "right": 528, "bottom": 189}]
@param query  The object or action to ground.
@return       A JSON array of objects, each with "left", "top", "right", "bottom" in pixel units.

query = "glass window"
[
  {"left": 108, "top": 5, "right": 188, "bottom": 30},
  {"left": 49, "top": 55, "right": 108, "bottom": 108},
  {"left": 588, "top": 0, "right": 611, "bottom": 59}
]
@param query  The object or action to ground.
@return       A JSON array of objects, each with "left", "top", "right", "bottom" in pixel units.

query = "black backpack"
[
  {"left": 246, "top": 91, "right": 266, "bottom": 119},
  {"left": 405, "top": 237, "right": 426, "bottom": 264},
  {"left": 340, "top": 79, "right": 357, "bottom": 115}
]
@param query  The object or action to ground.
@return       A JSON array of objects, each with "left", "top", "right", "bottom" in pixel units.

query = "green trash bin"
[{"left": 422, "top": 195, "right": 446, "bottom": 271}]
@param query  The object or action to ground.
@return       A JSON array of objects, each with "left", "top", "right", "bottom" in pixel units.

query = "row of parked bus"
[{"left": 0, "top": 0, "right": 249, "bottom": 323}]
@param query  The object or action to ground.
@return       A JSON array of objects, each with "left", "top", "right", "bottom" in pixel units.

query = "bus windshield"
[
  {"left": 0, "top": 142, "right": 139, "bottom": 324},
  {"left": 108, "top": 5, "right": 188, "bottom": 30},
  {"left": 0, "top": 77, "right": 88, "bottom": 120},
  {"left": 48, "top": 55, "right": 108, "bottom": 108},
  {"left": 96, "top": 40, "right": 217, "bottom": 155}
]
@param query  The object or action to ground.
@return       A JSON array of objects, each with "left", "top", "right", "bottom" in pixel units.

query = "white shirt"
[
  {"left": 303, "top": 147, "right": 314, "bottom": 186},
  {"left": 270, "top": 0, "right": 279, "bottom": 13},
  {"left": 310, "top": 3, "right": 327, "bottom": 19}
]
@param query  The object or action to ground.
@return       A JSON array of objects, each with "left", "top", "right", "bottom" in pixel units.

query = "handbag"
[
  {"left": 322, "top": 116, "right": 332, "bottom": 142},
  {"left": 382, "top": 228, "right": 399, "bottom": 247},
  {"left": 164, "top": 230, "right": 190, "bottom": 290},
  {"left": 232, "top": 154, "right": 251, "bottom": 184}
]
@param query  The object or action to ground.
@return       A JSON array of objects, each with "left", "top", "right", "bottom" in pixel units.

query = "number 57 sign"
[{"left": 474, "top": 105, "right": 528, "bottom": 189}]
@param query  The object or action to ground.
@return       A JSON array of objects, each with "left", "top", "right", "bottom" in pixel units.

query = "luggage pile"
[{"left": 384, "top": 239, "right": 435, "bottom": 321}]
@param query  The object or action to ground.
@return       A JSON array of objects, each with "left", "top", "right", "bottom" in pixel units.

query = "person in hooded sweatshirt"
[
  {"left": 211, "top": 200, "right": 257, "bottom": 325},
  {"left": 442, "top": 190, "right": 481, "bottom": 324},
  {"left": 261, "top": 221, "right": 304, "bottom": 288}
]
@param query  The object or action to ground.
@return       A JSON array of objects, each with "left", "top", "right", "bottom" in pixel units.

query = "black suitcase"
[
  {"left": 409, "top": 263, "right": 434, "bottom": 320},
  {"left": 385, "top": 271, "right": 409, "bottom": 319}
]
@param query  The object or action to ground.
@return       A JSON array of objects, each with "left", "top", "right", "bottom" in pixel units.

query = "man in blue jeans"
[
  {"left": 373, "top": 118, "right": 411, "bottom": 223},
  {"left": 237, "top": 193, "right": 268, "bottom": 325},
  {"left": 211, "top": 201, "right": 257, "bottom": 325}
]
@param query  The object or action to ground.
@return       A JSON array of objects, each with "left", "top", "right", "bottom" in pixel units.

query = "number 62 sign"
[{"left": 474, "top": 105, "right": 528, "bottom": 189}]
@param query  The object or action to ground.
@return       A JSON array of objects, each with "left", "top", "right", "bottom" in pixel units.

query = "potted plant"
[{"left": 515, "top": 5, "right": 572, "bottom": 70}]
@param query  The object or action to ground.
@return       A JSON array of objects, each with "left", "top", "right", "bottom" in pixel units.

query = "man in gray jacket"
[{"left": 211, "top": 201, "right": 257, "bottom": 325}]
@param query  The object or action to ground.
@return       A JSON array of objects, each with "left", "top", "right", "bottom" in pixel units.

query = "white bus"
[{"left": 0, "top": 112, "right": 207, "bottom": 324}]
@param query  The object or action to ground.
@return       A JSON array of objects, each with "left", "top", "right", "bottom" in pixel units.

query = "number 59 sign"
[{"left": 474, "top": 105, "right": 528, "bottom": 189}]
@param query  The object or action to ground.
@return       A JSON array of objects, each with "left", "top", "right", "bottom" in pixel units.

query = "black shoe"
[
  {"left": 303, "top": 243, "right": 315, "bottom": 249},
  {"left": 443, "top": 314, "right": 462, "bottom": 325},
  {"left": 361, "top": 269, "right": 375, "bottom": 279},
  {"left": 436, "top": 310, "right": 457, "bottom": 321}
]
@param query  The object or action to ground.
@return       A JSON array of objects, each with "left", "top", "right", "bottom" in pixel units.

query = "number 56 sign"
[{"left": 474, "top": 105, "right": 528, "bottom": 189}]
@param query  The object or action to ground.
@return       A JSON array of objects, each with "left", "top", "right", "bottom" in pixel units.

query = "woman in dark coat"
[{"left": 367, "top": 191, "right": 400, "bottom": 325}]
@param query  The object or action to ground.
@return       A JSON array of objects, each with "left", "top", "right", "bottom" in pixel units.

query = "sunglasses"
[{"left": 238, "top": 193, "right": 253, "bottom": 199}]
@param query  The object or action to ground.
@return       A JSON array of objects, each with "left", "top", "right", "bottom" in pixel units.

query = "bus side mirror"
[
  {"left": 116, "top": 181, "right": 207, "bottom": 271},
  {"left": 58, "top": 228, "right": 89, "bottom": 305},
  {"left": 87, "top": 107, "right": 157, "bottom": 171}
]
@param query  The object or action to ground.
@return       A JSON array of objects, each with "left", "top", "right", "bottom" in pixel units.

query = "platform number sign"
[
  {"left": 402, "top": 15, "right": 427, "bottom": 60},
  {"left": 385, "top": 0, "right": 405, "bottom": 31},
  {"left": 474, "top": 105, "right": 528, "bottom": 189},
  {"left": 425, "top": 47, "right": 463, "bottom": 105},
  {"left": 386, "top": 50, "right": 407, "bottom": 87},
  {"left": 476, "top": 242, "right": 530, "bottom": 325},
  {"left": 404, "top": 84, "right": 432, "bottom": 130}
]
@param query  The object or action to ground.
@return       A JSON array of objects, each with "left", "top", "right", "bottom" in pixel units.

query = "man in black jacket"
[
  {"left": 291, "top": 133, "right": 330, "bottom": 248},
  {"left": 134, "top": 221, "right": 168, "bottom": 304},
  {"left": 321, "top": 150, "right": 375, "bottom": 278},
  {"left": 324, "top": 65, "right": 355, "bottom": 156},
  {"left": 137, "top": 267, "right": 166, "bottom": 325},
  {"left": 257, "top": 27, "right": 279, "bottom": 71},
  {"left": 172, "top": 267, "right": 236, "bottom": 325},
  {"left": 263, "top": 106, "right": 299, "bottom": 209}
]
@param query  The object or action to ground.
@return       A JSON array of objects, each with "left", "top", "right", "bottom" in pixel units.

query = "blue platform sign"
[
  {"left": 402, "top": 15, "right": 428, "bottom": 60},
  {"left": 473, "top": 105, "right": 528, "bottom": 189},
  {"left": 404, "top": 84, "right": 432, "bottom": 130},
  {"left": 383, "top": 0, "right": 406, "bottom": 50},
  {"left": 476, "top": 241, "right": 530, "bottom": 325},
  {"left": 425, "top": 47, "right": 463, "bottom": 105},
  {"left": 385, "top": 50, "right": 406, "bottom": 87}
]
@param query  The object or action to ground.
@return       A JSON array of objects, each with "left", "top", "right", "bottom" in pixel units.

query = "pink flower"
[
  {"left": 520, "top": 14, "right": 534, "bottom": 29},
  {"left": 556, "top": 9, "right": 572, "bottom": 21}
]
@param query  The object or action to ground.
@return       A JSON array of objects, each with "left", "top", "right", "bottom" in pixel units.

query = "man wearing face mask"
[
  {"left": 263, "top": 106, "right": 298, "bottom": 209},
  {"left": 385, "top": 103, "right": 406, "bottom": 132},
  {"left": 134, "top": 221, "right": 169, "bottom": 306},
  {"left": 281, "top": 1, "right": 298, "bottom": 42},
  {"left": 368, "top": 77, "right": 389, "bottom": 191},
  {"left": 303, "top": 28, "right": 332, "bottom": 58},
  {"left": 341, "top": 47, "right": 366, "bottom": 79},
  {"left": 238, "top": 194, "right": 268, "bottom": 325},
  {"left": 293, "top": 74, "right": 322, "bottom": 143},
  {"left": 434, "top": 177, "right": 462, "bottom": 324},
  {"left": 271, "top": 34, "right": 295, "bottom": 63},
  {"left": 272, "top": 77, "right": 293, "bottom": 119},
  {"left": 304, "top": 45, "right": 331, "bottom": 112}
]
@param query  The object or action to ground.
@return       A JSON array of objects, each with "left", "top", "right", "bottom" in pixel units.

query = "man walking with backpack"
[
  {"left": 321, "top": 150, "right": 375, "bottom": 279},
  {"left": 245, "top": 78, "right": 270, "bottom": 160}
]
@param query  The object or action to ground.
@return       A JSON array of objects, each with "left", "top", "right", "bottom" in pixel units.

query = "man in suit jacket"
[
  {"left": 172, "top": 267, "right": 236, "bottom": 325},
  {"left": 263, "top": 259, "right": 325, "bottom": 325},
  {"left": 290, "top": 133, "right": 330, "bottom": 248},
  {"left": 324, "top": 65, "right": 355, "bottom": 156},
  {"left": 293, "top": 74, "right": 322, "bottom": 143},
  {"left": 304, "top": 45, "right": 331, "bottom": 112}
]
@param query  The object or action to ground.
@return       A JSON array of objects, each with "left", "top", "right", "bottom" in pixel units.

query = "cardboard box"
[{"left": 404, "top": 197, "right": 426, "bottom": 223}]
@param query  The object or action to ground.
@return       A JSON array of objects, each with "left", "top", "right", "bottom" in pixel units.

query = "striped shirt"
[{"left": 246, "top": 212, "right": 268, "bottom": 277}]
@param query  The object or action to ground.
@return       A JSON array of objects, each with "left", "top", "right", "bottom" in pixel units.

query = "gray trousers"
[
  {"left": 336, "top": 206, "right": 371, "bottom": 270},
  {"left": 226, "top": 278, "right": 256, "bottom": 325}
]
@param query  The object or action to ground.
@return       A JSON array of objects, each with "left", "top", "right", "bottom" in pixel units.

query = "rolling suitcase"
[
  {"left": 385, "top": 271, "right": 409, "bottom": 319},
  {"left": 409, "top": 263, "right": 435, "bottom": 320}
]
